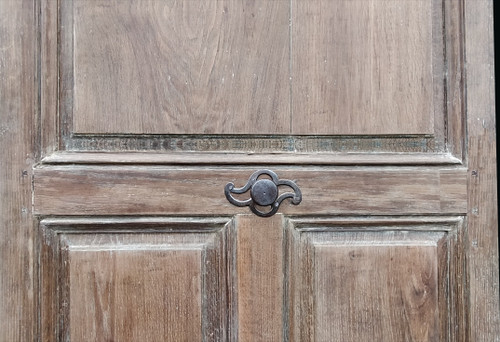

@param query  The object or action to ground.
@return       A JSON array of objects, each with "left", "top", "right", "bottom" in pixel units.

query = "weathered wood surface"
[
  {"left": 464, "top": 0, "right": 500, "bottom": 340},
  {"left": 234, "top": 215, "right": 284, "bottom": 341},
  {"left": 0, "top": 0, "right": 36, "bottom": 340},
  {"left": 40, "top": 0, "right": 59, "bottom": 157},
  {"left": 286, "top": 217, "right": 466, "bottom": 342},
  {"left": 289, "top": 230, "right": 444, "bottom": 341},
  {"left": 39, "top": 218, "right": 229, "bottom": 341},
  {"left": 2, "top": 0, "right": 498, "bottom": 341},
  {"left": 292, "top": 0, "right": 435, "bottom": 135},
  {"left": 67, "top": 0, "right": 289, "bottom": 135},
  {"left": 42, "top": 151, "right": 462, "bottom": 165},
  {"left": 444, "top": 0, "right": 467, "bottom": 160},
  {"left": 33, "top": 166, "right": 467, "bottom": 216}
]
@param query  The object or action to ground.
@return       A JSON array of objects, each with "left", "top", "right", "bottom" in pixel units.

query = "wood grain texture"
[
  {"left": 0, "top": 0, "right": 36, "bottom": 340},
  {"left": 286, "top": 217, "right": 467, "bottom": 341},
  {"left": 234, "top": 215, "right": 284, "bottom": 341},
  {"left": 291, "top": 0, "right": 435, "bottom": 135},
  {"left": 2, "top": 0, "right": 497, "bottom": 340},
  {"left": 67, "top": 0, "right": 289, "bottom": 134},
  {"left": 41, "top": 151, "right": 463, "bottom": 166},
  {"left": 33, "top": 166, "right": 467, "bottom": 216},
  {"left": 40, "top": 219, "right": 228, "bottom": 341},
  {"left": 45, "top": 0, "right": 465, "bottom": 156},
  {"left": 287, "top": 228, "right": 449, "bottom": 342},
  {"left": 444, "top": 0, "right": 466, "bottom": 160},
  {"left": 40, "top": 0, "right": 59, "bottom": 156},
  {"left": 67, "top": 242, "right": 203, "bottom": 341},
  {"left": 464, "top": 0, "right": 500, "bottom": 340}
]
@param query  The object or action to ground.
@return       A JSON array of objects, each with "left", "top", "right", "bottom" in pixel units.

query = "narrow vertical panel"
[
  {"left": 40, "top": 0, "right": 59, "bottom": 155},
  {"left": 464, "top": 0, "right": 500, "bottom": 340},
  {"left": 292, "top": 0, "right": 434, "bottom": 135},
  {"left": 289, "top": 230, "right": 447, "bottom": 342},
  {"left": 40, "top": 228, "right": 58, "bottom": 342},
  {"left": 444, "top": 0, "right": 466, "bottom": 160},
  {"left": 0, "top": 0, "right": 36, "bottom": 340},
  {"left": 235, "top": 214, "right": 284, "bottom": 341},
  {"left": 68, "top": 0, "right": 289, "bottom": 134}
]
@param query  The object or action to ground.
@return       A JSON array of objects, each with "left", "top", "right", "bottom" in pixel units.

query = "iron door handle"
[{"left": 224, "top": 170, "right": 302, "bottom": 217}]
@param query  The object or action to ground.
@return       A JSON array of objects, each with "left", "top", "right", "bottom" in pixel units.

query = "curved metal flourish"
[{"left": 224, "top": 170, "right": 302, "bottom": 217}]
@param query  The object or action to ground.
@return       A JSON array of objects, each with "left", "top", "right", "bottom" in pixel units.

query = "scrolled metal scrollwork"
[{"left": 224, "top": 170, "right": 302, "bottom": 217}]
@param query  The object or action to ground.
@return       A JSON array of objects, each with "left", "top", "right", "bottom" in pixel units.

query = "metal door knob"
[{"left": 224, "top": 170, "right": 302, "bottom": 217}]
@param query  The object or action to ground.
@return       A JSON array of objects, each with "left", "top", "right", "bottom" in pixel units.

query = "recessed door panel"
[
  {"left": 53, "top": 0, "right": 463, "bottom": 158},
  {"left": 39, "top": 219, "right": 229, "bottom": 341},
  {"left": 286, "top": 218, "right": 465, "bottom": 342}
]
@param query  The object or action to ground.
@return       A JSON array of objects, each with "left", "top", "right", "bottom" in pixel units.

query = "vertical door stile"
[{"left": 233, "top": 214, "right": 285, "bottom": 341}]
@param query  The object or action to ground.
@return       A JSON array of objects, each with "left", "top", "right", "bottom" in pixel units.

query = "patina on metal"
[{"left": 224, "top": 169, "right": 302, "bottom": 217}]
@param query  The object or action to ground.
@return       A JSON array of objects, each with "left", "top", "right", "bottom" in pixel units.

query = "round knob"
[{"left": 251, "top": 179, "right": 278, "bottom": 206}]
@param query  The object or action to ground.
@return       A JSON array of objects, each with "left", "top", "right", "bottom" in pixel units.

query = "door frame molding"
[{"left": 0, "top": 0, "right": 498, "bottom": 340}]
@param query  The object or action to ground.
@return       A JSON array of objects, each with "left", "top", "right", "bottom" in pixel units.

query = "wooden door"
[{"left": 1, "top": 0, "right": 499, "bottom": 341}]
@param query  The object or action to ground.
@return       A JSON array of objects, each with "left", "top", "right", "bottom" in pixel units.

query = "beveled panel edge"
[
  {"left": 40, "top": 151, "right": 462, "bottom": 166},
  {"left": 286, "top": 215, "right": 464, "bottom": 232},
  {"left": 39, "top": 216, "right": 233, "bottom": 232}
]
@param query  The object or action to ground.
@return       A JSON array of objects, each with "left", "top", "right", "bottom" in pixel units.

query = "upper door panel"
[{"left": 45, "top": 0, "right": 464, "bottom": 158}]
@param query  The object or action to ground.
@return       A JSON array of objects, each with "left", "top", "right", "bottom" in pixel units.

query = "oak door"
[{"left": 1, "top": 0, "right": 499, "bottom": 341}]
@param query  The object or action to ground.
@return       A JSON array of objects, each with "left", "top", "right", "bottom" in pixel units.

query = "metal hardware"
[{"left": 224, "top": 170, "right": 302, "bottom": 217}]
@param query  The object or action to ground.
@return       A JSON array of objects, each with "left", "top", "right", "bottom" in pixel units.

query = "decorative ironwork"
[{"left": 224, "top": 169, "right": 302, "bottom": 217}]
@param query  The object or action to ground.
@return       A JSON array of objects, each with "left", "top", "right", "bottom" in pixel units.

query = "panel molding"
[
  {"left": 62, "top": 134, "right": 441, "bottom": 154},
  {"left": 39, "top": 0, "right": 465, "bottom": 160},
  {"left": 38, "top": 217, "right": 232, "bottom": 341},
  {"left": 284, "top": 216, "right": 467, "bottom": 341},
  {"left": 288, "top": 215, "right": 464, "bottom": 231},
  {"left": 40, "top": 151, "right": 463, "bottom": 166}
]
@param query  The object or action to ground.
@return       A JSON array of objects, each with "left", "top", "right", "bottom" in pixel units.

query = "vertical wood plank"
[
  {"left": 0, "top": 0, "right": 36, "bottom": 340},
  {"left": 235, "top": 214, "right": 284, "bottom": 341},
  {"left": 292, "top": 0, "right": 434, "bottom": 135},
  {"left": 444, "top": 0, "right": 466, "bottom": 160},
  {"left": 464, "top": 0, "right": 500, "bottom": 340},
  {"left": 40, "top": 0, "right": 59, "bottom": 155},
  {"left": 40, "top": 227, "right": 58, "bottom": 341}
]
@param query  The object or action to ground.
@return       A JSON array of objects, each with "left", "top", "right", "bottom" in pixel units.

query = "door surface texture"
[{"left": 1, "top": 0, "right": 499, "bottom": 341}]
